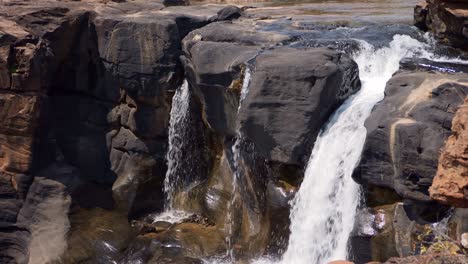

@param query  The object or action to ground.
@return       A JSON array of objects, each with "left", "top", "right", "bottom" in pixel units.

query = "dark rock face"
[
  {"left": 239, "top": 47, "right": 360, "bottom": 165},
  {"left": 0, "top": 1, "right": 227, "bottom": 262},
  {"left": 354, "top": 71, "right": 468, "bottom": 202},
  {"left": 178, "top": 19, "right": 361, "bottom": 259},
  {"left": 414, "top": 0, "right": 468, "bottom": 50}
]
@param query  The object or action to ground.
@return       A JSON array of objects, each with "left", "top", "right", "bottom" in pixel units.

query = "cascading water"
[
  {"left": 281, "top": 35, "right": 430, "bottom": 263},
  {"left": 251, "top": 35, "right": 431, "bottom": 264},
  {"left": 225, "top": 66, "right": 253, "bottom": 261},
  {"left": 158, "top": 80, "right": 192, "bottom": 221}
]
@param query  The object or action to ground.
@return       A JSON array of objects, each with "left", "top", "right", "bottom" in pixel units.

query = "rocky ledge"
[
  {"left": 0, "top": 0, "right": 362, "bottom": 263},
  {"left": 414, "top": 0, "right": 468, "bottom": 51},
  {"left": 0, "top": 0, "right": 467, "bottom": 264}
]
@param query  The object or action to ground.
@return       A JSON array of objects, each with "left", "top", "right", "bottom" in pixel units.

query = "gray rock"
[
  {"left": 239, "top": 47, "right": 360, "bottom": 165},
  {"left": 354, "top": 71, "right": 468, "bottom": 201}
]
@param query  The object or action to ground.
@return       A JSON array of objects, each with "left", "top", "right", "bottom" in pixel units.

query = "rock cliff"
[{"left": 430, "top": 98, "right": 468, "bottom": 208}]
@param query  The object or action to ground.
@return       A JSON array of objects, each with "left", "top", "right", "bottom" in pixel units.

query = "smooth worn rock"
[
  {"left": 430, "top": 97, "right": 468, "bottom": 208},
  {"left": 354, "top": 71, "right": 468, "bottom": 201},
  {"left": 239, "top": 47, "right": 360, "bottom": 166}
]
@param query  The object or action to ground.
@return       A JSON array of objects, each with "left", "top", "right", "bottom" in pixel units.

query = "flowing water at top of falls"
[{"left": 252, "top": 35, "right": 432, "bottom": 264}]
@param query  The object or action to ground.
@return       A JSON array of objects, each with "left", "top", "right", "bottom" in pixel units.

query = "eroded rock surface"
[
  {"left": 430, "top": 97, "right": 468, "bottom": 208},
  {"left": 354, "top": 71, "right": 468, "bottom": 202}
]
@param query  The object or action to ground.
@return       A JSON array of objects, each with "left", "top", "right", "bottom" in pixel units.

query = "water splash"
[
  {"left": 151, "top": 210, "right": 192, "bottom": 224},
  {"left": 164, "top": 80, "right": 191, "bottom": 211}
]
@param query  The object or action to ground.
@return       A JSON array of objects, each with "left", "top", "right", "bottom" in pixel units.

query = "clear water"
[{"left": 164, "top": 80, "right": 191, "bottom": 211}]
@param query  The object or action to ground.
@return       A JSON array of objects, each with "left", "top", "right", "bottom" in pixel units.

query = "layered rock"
[
  {"left": 430, "top": 98, "right": 468, "bottom": 208},
  {"left": 354, "top": 70, "right": 468, "bottom": 202},
  {"left": 0, "top": 1, "right": 231, "bottom": 262},
  {"left": 175, "top": 19, "right": 361, "bottom": 259},
  {"left": 414, "top": 0, "right": 468, "bottom": 50}
]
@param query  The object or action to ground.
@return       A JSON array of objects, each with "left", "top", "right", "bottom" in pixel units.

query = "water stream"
[
  {"left": 225, "top": 65, "right": 254, "bottom": 261},
  {"left": 255, "top": 35, "right": 431, "bottom": 264},
  {"left": 158, "top": 80, "right": 192, "bottom": 221}
]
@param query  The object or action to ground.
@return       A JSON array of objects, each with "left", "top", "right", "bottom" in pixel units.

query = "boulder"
[
  {"left": 239, "top": 47, "right": 360, "bottom": 165},
  {"left": 182, "top": 21, "right": 291, "bottom": 136},
  {"left": 354, "top": 71, "right": 468, "bottom": 201},
  {"left": 430, "top": 97, "right": 468, "bottom": 208},
  {"left": 414, "top": 0, "right": 468, "bottom": 50}
]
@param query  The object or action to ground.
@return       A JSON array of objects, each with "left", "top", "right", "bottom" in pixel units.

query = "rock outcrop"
[
  {"left": 176, "top": 19, "right": 361, "bottom": 259},
  {"left": 430, "top": 98, "right": 468, "bottom": 208},
  {"left": 238, "top": 47, "right": 360, "bottom": 166},
  {"left": 354, "top": 70, "right": 468, "bottom": 202},
  {"left": 414, "top": 0, "right": 468, "bottom": 50},
  {"left": 0, "top": 1, "right": 233, "bottom": 262}
]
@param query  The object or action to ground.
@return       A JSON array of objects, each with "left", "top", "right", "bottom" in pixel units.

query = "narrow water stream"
[{"left": 254, "top": 35, "right": 434, "bottom": 264}]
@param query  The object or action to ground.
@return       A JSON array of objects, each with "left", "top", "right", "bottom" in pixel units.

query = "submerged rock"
[{"left": 239, "top": 47, "right": 360, "bottom": 166}]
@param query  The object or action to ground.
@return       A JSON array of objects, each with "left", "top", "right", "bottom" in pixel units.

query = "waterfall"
[
  {"left": 225, "top": 65, "right": 253, "bottom": 261},
  {"left": 277, "top": 35, "right": 429, "bottom": 264},
  {"left": 163, "top": 79, "right": 191, "bottom": 211}
]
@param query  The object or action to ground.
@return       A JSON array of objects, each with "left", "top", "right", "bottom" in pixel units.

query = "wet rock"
[
  {"left": 354, "top": 71, "right": 468, "bottom": 202},
  {"left": 400, "top": 57, "right": 468, "bottom": 73},
  {"left": 414, "top": 1, "right": 428, "bottom": 30},
  {"left": 0, "top": 0, "right": 228, "bottom": 261},
  {"left": 430, "top": 98, "right": 468, "bottom": 208},
  {"left": 182, "top": 21, "right": 290, "bottom": 136},
  {"left": 351, "top": 201, "right": 467, "bottom": 263},
  {"left": 148, "top": 222, "right": 226, "bottom": 259},
  {"left": 383, "top": 253, "right": 468, "bottom": 264},
  {"left": 414, "top": 0, "right": 468, "bottom": 50},
  {"left": 59, "top": 207, "right": 134, "bottom": 263},
  {"left": 154, "top": 221, "right": 173, "bottom": 232}
]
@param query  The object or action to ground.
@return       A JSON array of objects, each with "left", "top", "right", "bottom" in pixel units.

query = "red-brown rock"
[{"left": 430, "top": 97, "right": 468, "bottom": 208}]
